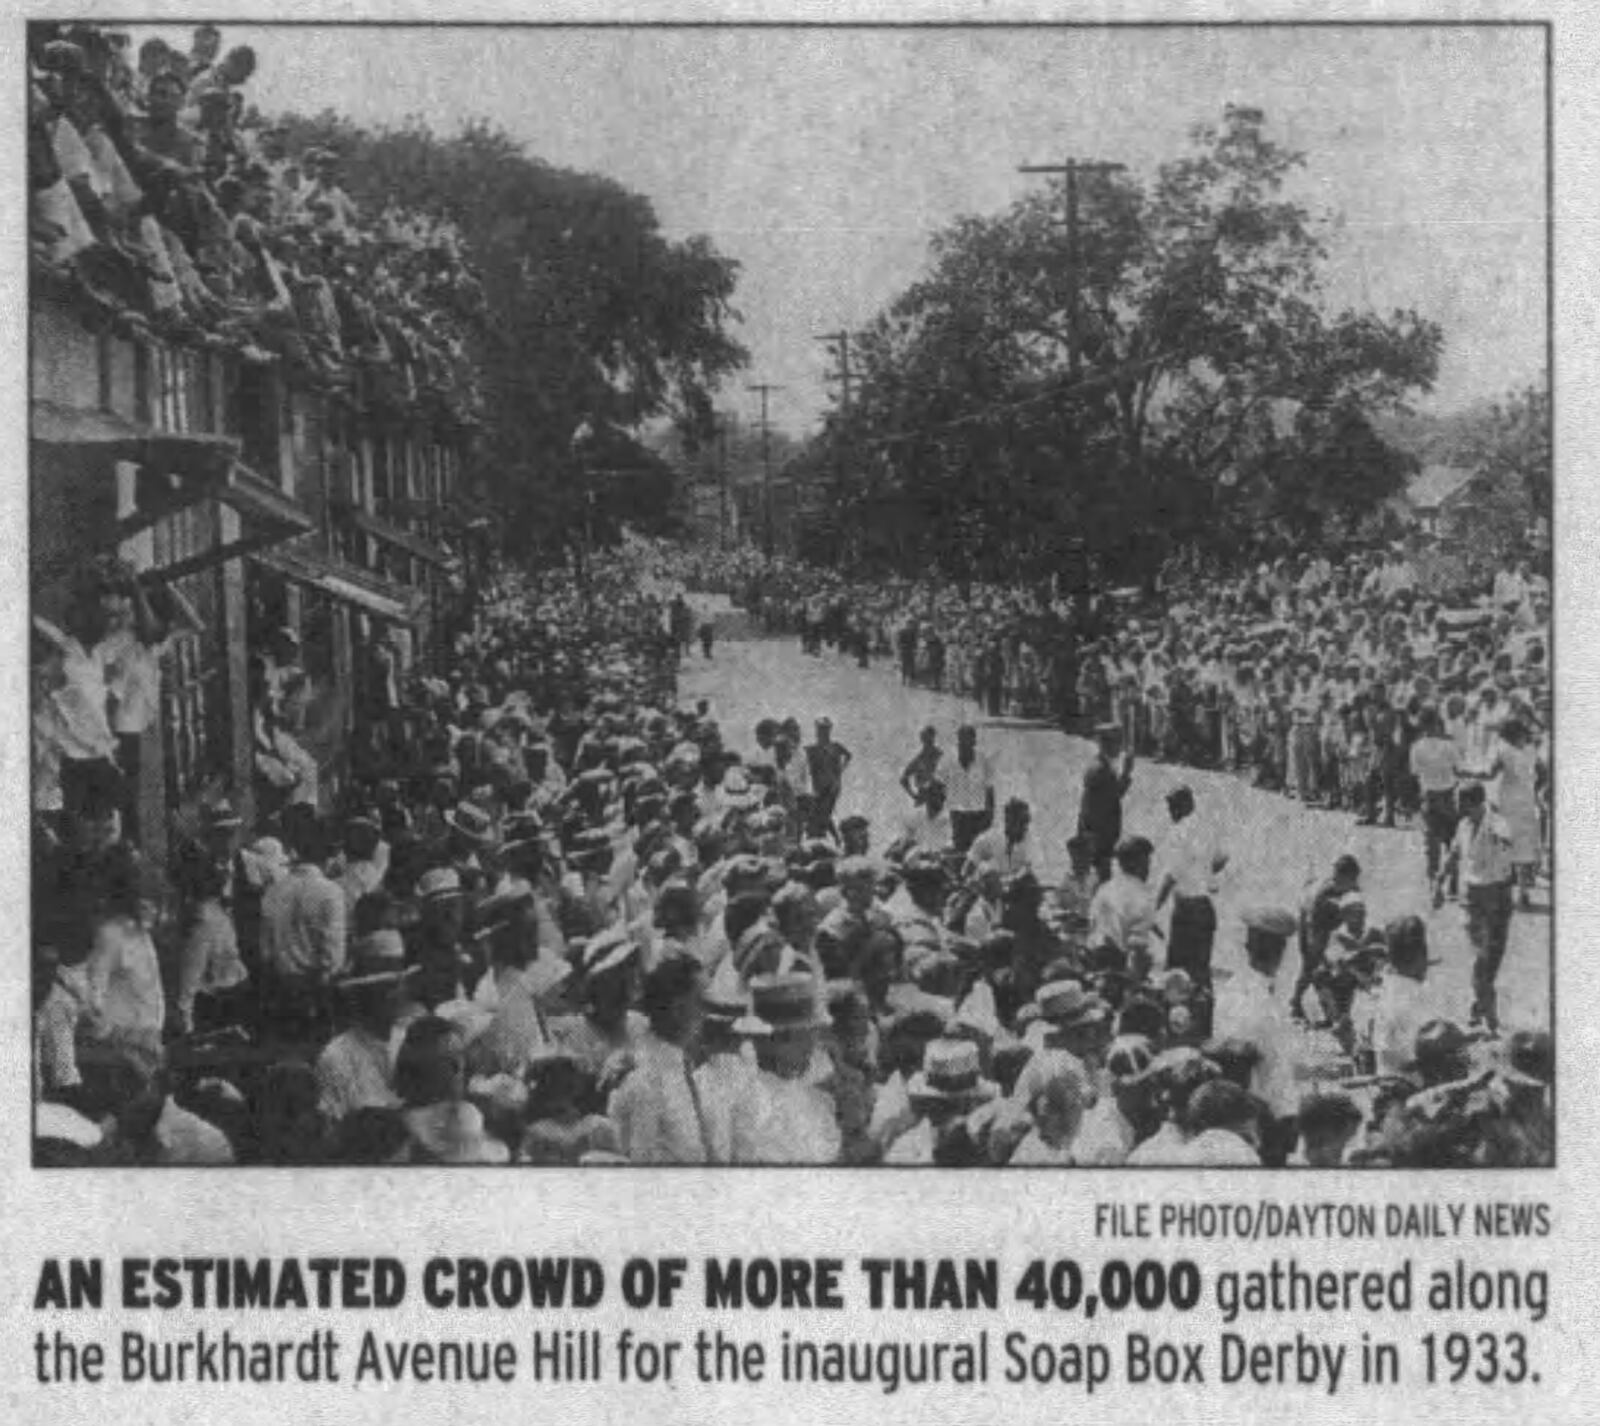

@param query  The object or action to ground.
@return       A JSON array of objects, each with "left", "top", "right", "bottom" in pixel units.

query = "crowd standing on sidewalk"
[{"left": 32, "top": 538, "right": 1551, "bottom": 1168}]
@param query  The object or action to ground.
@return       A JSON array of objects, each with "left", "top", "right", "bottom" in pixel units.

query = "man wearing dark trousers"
[
  {"left": 1077, "top": 723, "right": 1133, "bottom": 883},
  {"left": 1437, "top": 783, "right": 1516, "bottom": 1032},
  {"left": 943, "top": 725, "right": 996, "bottom": 856}
]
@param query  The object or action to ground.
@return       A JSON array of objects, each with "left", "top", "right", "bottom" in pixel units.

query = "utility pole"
[
  {"left": 814, "top": 330, "right": 854, "bottom": 409},
  {"left": 1017, "top": 157, "right": 1127, "bottom": 381},
  {"left": 747, "top": 382, "right": 784, "bottom": 557},
  {"left": 714, "top": 412, "right": 730, "bottom": 549},
  {"left": 815, "top": 331, "right": 854, "bottom": 564}
]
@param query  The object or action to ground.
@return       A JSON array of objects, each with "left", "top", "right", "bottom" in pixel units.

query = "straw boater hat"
[
  {"left": 406, "top": 1100, "right": 509, "bottom": 1165},
  {"left": 240, "top": 835, "right": 290, "bottom": 886},
  {"left": 445, "top": 801, "right": 497, "bottom": 846},
  {"left": 700, "top": 957, "right": 770, "bottom": 1039},
  {"left": 908, "top": 1038, "right": 998, "bottom": 1107},
  {"left": 417, "top": 866, "right": 464, "bottom": 902},
  {"left": 719, "top": 767, "right": 764, "bottom": 811},
  {"left": 340, "top": 928, "right": 415, "bottom": 989},
  {"left": 746, "top": 972, "right": 830, "bottom": 1035},
  {"left": 1242, "top": 904, "right": 1298, "bottom": 940},
  {"left": 1032, "top": 979, "right": 1112, "bottom": 1030},
  {"left": 201, "top": 798, "right": 243, "bottom": 833},
  {"left": 577, "top": 925, "right": 640, "bottom": 980},
  {"left": 720, "top": 854, "right": 772, "bottom": 897},
  {"left": 1104, "top": 1034, "right": 1157, "bottom": 1086}
]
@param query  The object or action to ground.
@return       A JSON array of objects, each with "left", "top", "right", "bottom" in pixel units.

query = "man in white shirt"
[
  {"left": 316, "top": 935, "right": 412, "bottom": 1122},
  {"left": 944, "top": 725, "right": 996, "bottom": 854},
  {"left": 1409, "top": 709, "right": 1460, "bottom": 894},
  {"left": 1088, "top": 836, "right": 1158, "bottom": 980},
  {"left": 1153, "top": 786, "right": 1227, "bottom": 989},
  {"left": 1212, "top": 905, "right": 1301, "bottom": 1166},
  {"left": 892, "top": 779, "right": 953, "bottom": 858},
  {"left": 609, "top": 954, "right": 712, "bottom": 1163},
  {"left": 770, "top": 735, "right": 813, "bottom": 840},
  {"left": 84, "top": 894, "right": 166, "bottom": 1056},
  {"left": 965, "top": 797, "right": 1035, "bottom": 881},
  {"left": 260, "top": 810, "right": 348, "bottom": 1036},
  {"left": 1437, "top": 783, "right": 1516, "bottom": 1031},
  {"left": 1493, "top": 563, "right": 1528, "bottom": 614},
  {"left": 336, "top": 813, "right": 391, "bottom": 913},
  {"left": 1362, "top": 915, "right": 1437, "bottom": 1077}
]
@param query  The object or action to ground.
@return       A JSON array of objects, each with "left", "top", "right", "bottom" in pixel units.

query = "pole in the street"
[
  {"left": 747, "top": 382, "right": 784, "bottom": 556},
  {"left": 714, "top": 413, "right": 731, "bottom": 549},
  {"left": 1018, "top": 158, "right": 1127, "bottom": 381},
  {"left": 815, "top": 330, "right": 854, "bottom": 409},
  {"left": 815, "top": 332, "right": 854, "bottom": 564}
]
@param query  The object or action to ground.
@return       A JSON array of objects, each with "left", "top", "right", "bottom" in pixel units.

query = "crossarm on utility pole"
[{"left": 1017, "top": 158, "right": 1127, "bottom": 380}]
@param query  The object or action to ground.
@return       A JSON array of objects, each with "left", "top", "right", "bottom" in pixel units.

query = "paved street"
[{"left": 683, "top": 605, "right": 1552, "bottom": 1037}]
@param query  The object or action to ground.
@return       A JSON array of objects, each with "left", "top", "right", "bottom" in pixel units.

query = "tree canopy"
[
  {"left": 801, "top": 105, "right": 1444, "bottom": 581},
  {"left": 278, "top": 112, "right": 749, "bottom": 554}
]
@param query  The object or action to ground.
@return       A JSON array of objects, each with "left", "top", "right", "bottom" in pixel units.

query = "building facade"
[{"left": 31, "top": 290, "right": 478, "bottom": 862}]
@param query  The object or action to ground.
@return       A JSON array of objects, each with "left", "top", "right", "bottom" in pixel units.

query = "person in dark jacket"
[
  {"left": 1292, "top": 854, "right": 1361, "bottom": 1024},
  {"left": 1077, "top": 724, "right": 1133, "bottom": 883}
]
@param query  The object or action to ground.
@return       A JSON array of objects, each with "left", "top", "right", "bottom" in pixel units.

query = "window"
[
  {"left": 300, "top": 589, "right": 338, "bottom": 689},
  {"left": 190, "top": 351, "right": 216, "bottom": 433},
  {"left": 372, "top": 433, "right": 393, "bottom": 516},
  {"left": 155, "top": 508, "right": 230, "bottom": 808},
  {"left": 352, "top": 433, "right": 372, "bottom": 512},
  {"left": 97, "top": 334, "right": 113, "bottom": 411},
  {"left": 151, "top": 343, "right": 184, "bottom": 432},
  {"left": 232, "top": 363, "right": 282, "bottom": 487},
  {"left": 133, "top": 343, "right": 152, "bottom": 425}
]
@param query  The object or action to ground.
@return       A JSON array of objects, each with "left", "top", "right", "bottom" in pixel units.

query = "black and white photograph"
[{"left": 27, "top": 19, "right": 1552, "bottom": 1170}]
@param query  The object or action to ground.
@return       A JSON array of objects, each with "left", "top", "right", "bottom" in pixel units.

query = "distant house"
[{"left": 1397, "top": 463, "right": 1480, "bottom": 535}]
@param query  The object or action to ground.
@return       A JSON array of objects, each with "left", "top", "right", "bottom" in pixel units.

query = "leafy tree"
[
  {"left": 1432, "top": 384, "right": 1550, "bottom": 571},
  {"left": 277, "top": 113, "right": 748, "bottom": 556},
  {"left": 802, "top": 105, "right": 1442, "bottom": 578},
  {"left": 1443, "top": 384, "right": 1550, "bottom": 520}
]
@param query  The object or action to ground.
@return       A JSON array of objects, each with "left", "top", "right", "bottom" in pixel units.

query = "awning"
[
  {"left": 130, "top": 457, "right": 317, "bottom": 577},
  {"left": 349, "top": 508, "right": 450, "bottom": 566},
  {"left": 432, "top": 497, "right": 495, "bottom": 532},
  {"left": 31, "top": 401, "right": 148, "bottom": 453},
  {"left": 255, "top": 545, "right": 425, "bottom": 625},
  {"left": 389, "top": 494, "right": 493, "bottom": 534},
  {"left": 34, "top": 400, "right": 316, "bottom": 571}
]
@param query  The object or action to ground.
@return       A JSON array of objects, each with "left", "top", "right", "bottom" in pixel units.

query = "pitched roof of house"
[{"left": 1406, "top": 464, "right": 1478, "bottom": 511}]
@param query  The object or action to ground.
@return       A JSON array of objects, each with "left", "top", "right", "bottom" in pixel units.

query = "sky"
[{"left": 157, "top": 23, "right": 1547, "bottom": 435}]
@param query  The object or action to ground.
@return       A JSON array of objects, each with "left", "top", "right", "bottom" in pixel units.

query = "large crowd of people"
[
  {"left": 31, "top": 22, "right": 482, "bottom": 423},
  {"left": 708, "top": 543, "right": 1550, "bottom": 860},
  {"left": 31, "top": 534, "right": 1553, "bottom": 1168}
]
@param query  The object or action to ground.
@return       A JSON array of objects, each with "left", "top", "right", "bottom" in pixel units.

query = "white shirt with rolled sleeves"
[
  {"left": 899, "top": 807, "right": 953, "bottom": 854},
  {"left": 1362, "top": 974, "right": 1435, "bottom": 1077},
  {"left": 1409, "top": 736, "right": 1459, "bottom": 795},
  {"left": 1456, "top": 812, "right": 1515, "bottom": 887},
  {"left": 315, "top": 1025, "right": 401, "bottom": 1122},
  {"left": 96, "top": 629, "right": 166, "bottom": 736},
  {"left": 260, "top": 864, "right": 349, "bottom": 980},
  {"left": 1088, "top": 873, "right": 1157, "bottom": 957},
  {"left": 87, "top": 917, "right": 166, "bottom": 1043},
  {"left": 609, "top": 1034, "right": 710, "bottom": 1164},
  {"left": 1212, "top": 967, "right": 1300, "bottom": 1118},
  {"left": 694, "top": 1050, "right": 764, "bottom": 1164},
  {"left": 943, "top": 753, "right": 996, "bottom": 815},
  {"left": 965, "top": 828, "right": 1036, "bottom": 880},
  {"left": 1161, "top": 815, "right": 1223, "bottom": 899},
  {"left": 747, "top": 1072, "right": 843, "bottom": 1164}
]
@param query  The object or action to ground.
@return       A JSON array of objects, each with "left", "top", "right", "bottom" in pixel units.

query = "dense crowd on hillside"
[
  {"left": 30, "top": 21, "right": 482, "bottom": 420},
  {"left": 705, "top": 545, "right": 1549, "bottom": 870},
  {"left": 31, "top": 534, "right": 1552, "bottom": 1167}
]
